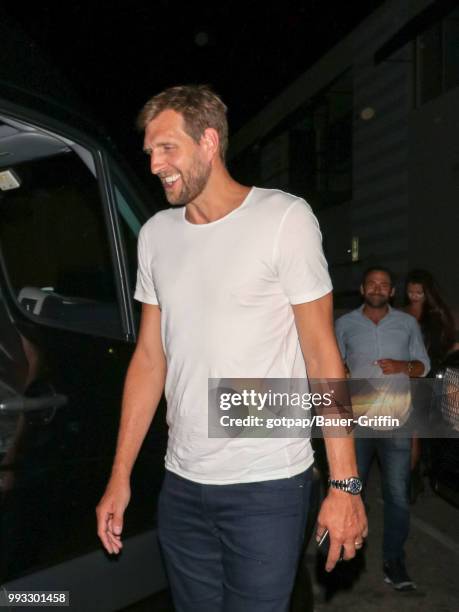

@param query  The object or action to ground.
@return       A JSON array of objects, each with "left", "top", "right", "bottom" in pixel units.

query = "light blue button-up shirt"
[
  {"left": 335, "top": 305, "right": 430, "bottom": 379},
  {"left": 335, "top": 306, "right": 430, "bottom": 428}
]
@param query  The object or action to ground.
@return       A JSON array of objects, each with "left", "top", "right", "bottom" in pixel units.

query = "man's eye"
[{"left": 164, "top": 145, "right": 175, "bottom": 151}]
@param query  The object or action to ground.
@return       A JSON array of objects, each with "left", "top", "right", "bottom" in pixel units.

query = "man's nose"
[{"left": 150, "top": 151, "right": 166, "bottom": 175}]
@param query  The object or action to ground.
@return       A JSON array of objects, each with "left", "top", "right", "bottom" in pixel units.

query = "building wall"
[
  {"left": 351, "top": 22, "right": 413, "bottom": 293},
  {"left": 230, "top": 0, "right": 459, "bottom": 324},
  {"left": 408, "top": 86, "right": 459, "bottom": 321}
]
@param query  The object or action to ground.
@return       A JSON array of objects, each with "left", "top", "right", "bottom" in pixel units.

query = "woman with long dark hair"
[
  {"left": 404, "top": 269, "right": 455, "bottom": 372},
  {"left": 404, "top": 269, "right": 456, "bottom": 501}
]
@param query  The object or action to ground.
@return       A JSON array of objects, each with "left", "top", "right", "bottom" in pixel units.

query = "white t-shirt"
[{"left": 134, "top": 187, "right": 332, "bottom": 484}]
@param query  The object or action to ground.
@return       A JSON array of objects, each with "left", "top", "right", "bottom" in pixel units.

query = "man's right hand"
[{"left": 96, "top": 476, "right": 131, "bottom": 554}]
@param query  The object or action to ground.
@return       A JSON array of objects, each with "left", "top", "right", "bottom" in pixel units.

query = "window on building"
[
  {"left": 230, "top": 70, "right": 352, "bottom": 209},
  {"left": 417, "top": 7, "right": 459, "bottom": 105},
  {"left": 444, "top": 9, "right": 459, "bottom": 92},
  {"left": 289, "top": 70, "right": 353, "bottom": 208}
]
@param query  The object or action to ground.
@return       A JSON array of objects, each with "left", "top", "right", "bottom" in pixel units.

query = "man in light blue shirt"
[{"left": 335, "top": 267, "right": 430, "bottom": 592}]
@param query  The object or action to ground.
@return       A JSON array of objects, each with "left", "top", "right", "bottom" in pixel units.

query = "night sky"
[{"left": 5, "top": 1, "right": 384, "bottom": 184}]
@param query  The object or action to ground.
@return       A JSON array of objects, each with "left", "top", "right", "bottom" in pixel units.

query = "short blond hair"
[{"left": 137, "top": 84, "right": 228, "bottom": 161}]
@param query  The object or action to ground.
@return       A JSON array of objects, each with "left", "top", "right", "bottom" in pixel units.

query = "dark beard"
[{"left": 364, "top": 294, "right": 390, "bottom": 309}]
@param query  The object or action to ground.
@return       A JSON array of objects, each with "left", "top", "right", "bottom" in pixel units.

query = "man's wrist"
[
  {"left": 111, "top": 463, "right": 131, "bottom": 481},
  {"left": 328, "top": 476, "right": 363, "bottom": 495},
  {"left": 406, "top": 360, "right": 413, "bottom": 376}
]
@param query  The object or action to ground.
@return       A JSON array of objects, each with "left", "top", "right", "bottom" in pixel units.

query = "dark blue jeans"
[
  {"left": 157, "top": 468, "right": 312, "bottom": 612},
  {"left": 355, "top": 436, "right": 411, "bottom": 562}
]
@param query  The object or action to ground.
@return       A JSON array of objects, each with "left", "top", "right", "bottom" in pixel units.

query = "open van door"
[{"left": 0, "top": 79, "right": 168, "bottom": 611}]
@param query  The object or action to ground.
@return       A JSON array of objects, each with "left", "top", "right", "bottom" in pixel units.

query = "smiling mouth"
[{"left": 161, "top": 173, "right": 181, "bottom": 188}]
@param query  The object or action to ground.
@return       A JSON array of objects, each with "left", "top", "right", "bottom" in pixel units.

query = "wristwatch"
[{"left": 328, "top": 476, "right": 363, "bottom": 495}]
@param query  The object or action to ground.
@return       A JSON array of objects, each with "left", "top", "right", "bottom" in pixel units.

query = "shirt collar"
[{"left": 359, "top": 303, "right": 393, "bottom": 320}]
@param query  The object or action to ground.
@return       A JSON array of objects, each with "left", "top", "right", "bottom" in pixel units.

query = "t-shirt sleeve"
[
  {"left": 133, "top": 224, "right": 159, "bottom": 305},
  {"left": 273, "top": 199, "right": 332, "bottom": 304}
]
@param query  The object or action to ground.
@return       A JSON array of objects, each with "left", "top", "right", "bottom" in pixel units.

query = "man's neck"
[
  {"left": 185, "top": 165, "right": 251, "bottom": 225},
  {"left": 362, "top": 304, "right": 390, "bottom": 324}
]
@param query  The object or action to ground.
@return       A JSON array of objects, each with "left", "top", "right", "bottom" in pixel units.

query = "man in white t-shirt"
[{"left": 97, "top": 85, "right": 367, "bottom": 612}]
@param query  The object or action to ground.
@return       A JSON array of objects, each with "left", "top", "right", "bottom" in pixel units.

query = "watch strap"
[{"left": 328, "top": 476, "right": 362, "bottom": 494}]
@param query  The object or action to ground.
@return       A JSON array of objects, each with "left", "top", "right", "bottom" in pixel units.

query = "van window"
[{"left": 0, "top": 150, "right": 123, "bottom": 338}]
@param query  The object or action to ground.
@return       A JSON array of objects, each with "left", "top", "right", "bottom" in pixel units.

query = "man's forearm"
[
  {"left": 306, "top": 348, "right": 359, "bottom": 479},
  {"left": 293, "top": 297, "right": 360, "bottom": 479},
  {"left": 322, "top": 436, "right": 359, "bottom": 479},
  {"left": 111, "top": 350, "right": 166, "bottom": 480},
  {"left": 310, "top": 372, "right": 359, "bottom": 480}
]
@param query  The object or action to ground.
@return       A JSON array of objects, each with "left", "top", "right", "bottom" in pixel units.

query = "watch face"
[{"left": 348, "top": 478, "right": 363, "bottom": 494}]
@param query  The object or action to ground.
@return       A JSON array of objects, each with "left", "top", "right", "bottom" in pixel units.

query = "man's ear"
[
  {"left": 200, "top": 128, "right": 219, "bottom": 159},
  {"left": 390, "top": 286, "right": 395, "bottom": 298},
  {"left": 360, "top": 284, "right": 364, "bottom": 296}
]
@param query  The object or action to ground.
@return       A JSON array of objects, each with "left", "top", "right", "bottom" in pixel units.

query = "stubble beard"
[
  {"left": 164, "top": 157, "right": 211, "bottom": 206},
  {"left": 364, "top": 294, "right": 390, "bottom": 309}
]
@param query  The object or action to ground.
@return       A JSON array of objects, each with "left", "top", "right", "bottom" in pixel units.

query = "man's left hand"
[
  {"left": 376, "top": 358, "right": 407, "bottom": 375},
  {"left": 316, "top": 489, "right": 368, "bottom": 572}
]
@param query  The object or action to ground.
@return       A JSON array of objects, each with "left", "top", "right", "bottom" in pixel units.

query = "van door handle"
[{"left": 0, "top": 393, "right": 68, "bottom": 414}]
